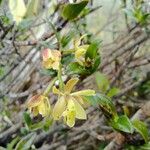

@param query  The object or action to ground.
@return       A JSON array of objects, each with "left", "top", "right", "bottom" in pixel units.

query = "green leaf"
[
  {"left": 84, "top": 94, "right": 117, "bottom": 119},
  {"left": 15, "top": 133, "right": 36, "bottom": 150},
  {"left": 25, "top": 0, "right": 40, "bottom": 18},
  {"left": 85, "top": 42, "right": 99, "bottom": 60},
  {"left": 61, "top": 32, "right": 74, "bottom": 48},
  {"left": 61, "top": 0, "right": 88, "bottom": 20},
  {"left": 68, "top": 62, "right": 87, "bottom": 75},
  {"left": 107, "top": 87, "right": 120, "bottom": 98},
  {"left": 111, "top": 115, "right": 134, "bottom": 133},
  {"left": 43, "top": 118, "right": 53, "bottom": 131},
  {"left": 23, "top": 112, "right": 32, "bottom": 129},
  {"left": 0, "top": 0, "right": 3, "bottom": 5},
  {"left": 95, "top": 72, "right": 109, "bottom": 92},
  {"left": 140, "top": 141, "right": 150, "bottom": 150},
  {"left": 132, "top": 119, "right": 148, "bottom": 143},
  {"left": 30, "top": 121, "right": 43, "bottom": 131},
  {"left": 7, "top": 137, "right": 20, "bottom": 150}
]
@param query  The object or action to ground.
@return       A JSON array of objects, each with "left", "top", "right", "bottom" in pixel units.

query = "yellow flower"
[
  {"left": 73, "top": 35, "right": 89, "bottom": 66},
  {"left": 42, "top": 49, "right": 61, "bottom": 70},
  {"left": 27, "top": 94, "right": 51, "bottom": 117},
  {"left": 52, "top": 78, "right": 95, "bottom": 127}
]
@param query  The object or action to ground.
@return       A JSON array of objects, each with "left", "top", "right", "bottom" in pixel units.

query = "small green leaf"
[
  {"left": 107, "top": 87, "right": 120, "bottom": 98},
  {"left": 111, "top": 115, "right": 134, "bottom": 133},
  {"left": 7, "top": 137, "right": 20, "bottom": 150},
  {"left": 95, "top": 72, "right": 109, "bottom": 92},
  {"left": 85, "top": 42, "right": 99, "bottom": 60},
  {"left": 84, "top": 94, "right": 117, "bottom": 119},
  {"left": 140, "top": 141, "right": 150, "bottom": 150},
  {"left": 43, "top": 118, "right": 53, "bottom": 131},
  {"left": 23, "top": 112, "right": 32, "bottom": 129},
  {"left": 15, "top": 133, "right": 36, "bottom": 150},
  {"left": 68, "top": 62, "right": 87, "bottom": 75},
  {"left": 132, "top": 119, "right": 148, "bottom": 143},
  {"left": 61, "top": 1, "right": 88, "bottom": 20}
]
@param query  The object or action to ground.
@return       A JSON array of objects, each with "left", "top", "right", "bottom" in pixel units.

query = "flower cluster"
[
  {"left": 42, "top": 49, "right": 61, "bottom": 70},
  {"left": 27, "top": 46, "right": 96, "bottom": 127}
]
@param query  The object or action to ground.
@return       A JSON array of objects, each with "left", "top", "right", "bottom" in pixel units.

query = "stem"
[
  {"left": 57, "top": 63, "right": 64, "bottom": 91},
  {"left": 43, "top": 77, "right": 57, "bottom": 96},
  {"left": 62, "top": 49, "right": 75, "bottom": 55}
]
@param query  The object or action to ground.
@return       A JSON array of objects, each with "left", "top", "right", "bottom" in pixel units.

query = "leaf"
[
  {"left": 25, "top": 0, "right": 40, "bottom": 18},
  {"left": 140, "top": 141, "right": 150, "bottom": 150},
  {"left": 61, "top": 32, "right": 74, "bottom": 48},
  {"left": 7, "top": 137, "right": 20, "bottom": 150},
  {"left": 0, "top": 0, "right": 3, "bottom": 5},
  {"left": 9, "top": 0, "right": 27, "bottom": 25},
  {"left": 23, "top": 112, "right": 32, "bottom": 129},
  {"left": 95, "top": 72, "right": 109, "bottom": 92},
  {"left": 84, "top": 94, "right": 117, "bottom": 119},
  {"left": 111, "top": 115, "right": 134, "bottom": 133},
  {"left": 132, "top": 119, "right": 148, "bottom": 143},
  {"left": 15, "top": 133, "right": 36, "bottom": 150},
  {"left": 107, "top": 87, "right": 120, "bottom": 98},
  {"left": 85, "top": 42, "right": 99, "bottom": 60},
  {"left": 43, "top": 118, "right": 53, "bottom": 131},
  {"left": 68, "top": 62, "right": 87, "bottom": 75},
  {"left": 61, "top": 0, "right": 88, "bottom": 20}
]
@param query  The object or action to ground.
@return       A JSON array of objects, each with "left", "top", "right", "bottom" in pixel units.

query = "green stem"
[
  {"left": 57, "top": 63, "right": 64, "bottom": 91},
  {"left": 43, "top": 77, "right": 57, "bottom": 96},
  {"left": 62, "top": 49, "right": 75, "bottom": 55}
]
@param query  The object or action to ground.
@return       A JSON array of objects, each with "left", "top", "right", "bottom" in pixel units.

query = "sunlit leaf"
[
  {"left": 61, "top": 0, "right": 89, "bottom": 20},
  {"left": 132, "top": 119, "right": 148, "bottom": 143},
  {"left": 111, "top": 115, "right": 134, "bottom": 133},
  {"left": 107, "top": 87, "right": 120, "bottom": 98}
]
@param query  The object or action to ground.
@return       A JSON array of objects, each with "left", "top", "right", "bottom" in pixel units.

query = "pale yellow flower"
[
  {"left": 42, "top": 49, "right": 61, "bottom": 70},
  {"left": 52, "top": 78, "right": 95, "bottom": 127},
  {"left": 27, "top": 94, "right": 51, "bottom": 117},
  {"left": 74, "top": 35, "right": 89, "bottom": 66}
]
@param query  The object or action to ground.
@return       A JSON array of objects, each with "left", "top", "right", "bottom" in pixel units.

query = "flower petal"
[
  {"left": 42, "top": 49, "right": 52, "bottom": 61},
  {"left": 65, "top": 99, "right": 76, "bottom": 127},
  {"left": 52, "top": 86, "right": 61, "bottom": 95},
  {"left": 71, "top": 90, "right": 95, "bottom": 96},
  {"left": 32, "top": 107, "right": 39, "bottom": 116},
  {"left": 52, "top": 61, "right": 60, "bottom": 70},
  {"left": 73, "top": 98, "right": 86, "bottom": 119},
  {"left": 64, "top": 78, "right": 79, "bottom": 94},
  {"left": 38, "top": 101, "right": 47, "bottom": 117},
  {"left": 52, "top": 96, "right": 66, "bottom": 120},
  {"left": 27, "top": 95, "right": 43, "bottom": 108}
]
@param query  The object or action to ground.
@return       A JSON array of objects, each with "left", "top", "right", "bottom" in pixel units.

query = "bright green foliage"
[
  {"left": 61, "top": 0, "right": 89, "bottom": 20},
  {"left": 110, "top": 115, "right": 134, "bottom": 133},
  {"left": 7, "top": 137, "right": 20, "bottom": 150},
  {"left": 132, "top": 119, "right": 149, "bottom": 143}
]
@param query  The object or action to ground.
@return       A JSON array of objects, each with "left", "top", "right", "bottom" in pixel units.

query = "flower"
[
  {"left": 27, "top": 94, "right": 51, "bottom": 117},
  {"left": 52, "top": 78, "right": 95, "bottom": 127},
  {"left": 74, "top": 35, "right": 89, "bottom": 66},
  {"left": 42, "top": 49, "right": 61, "bottom": 70}
]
